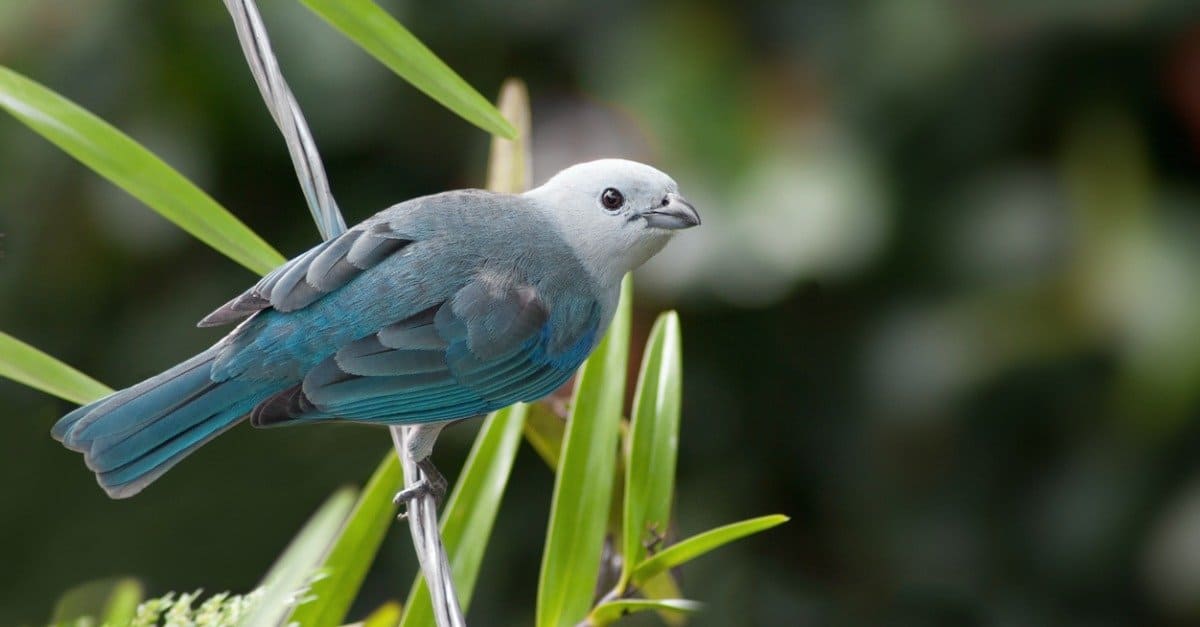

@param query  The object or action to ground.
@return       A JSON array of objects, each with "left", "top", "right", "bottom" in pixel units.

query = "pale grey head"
[{"left": 526, "top": 159, "right": 700, "bottom": 286}]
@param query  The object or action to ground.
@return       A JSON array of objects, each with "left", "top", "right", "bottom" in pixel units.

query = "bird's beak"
[{"left": 642, "top": 193, "right": 701, "bottom": 230}]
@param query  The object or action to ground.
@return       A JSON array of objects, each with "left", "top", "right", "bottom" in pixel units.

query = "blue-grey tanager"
[{"left": 51, "top": 159, "right": 700, "bottom": 500}]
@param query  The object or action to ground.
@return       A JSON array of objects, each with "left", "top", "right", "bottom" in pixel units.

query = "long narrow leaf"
[
  {"left": 0, "top": 331, "right": 111, "bottom": 404},
  {"left": 287, "top": 453, "right": 404, "bottom": 627},
  {"left": 587, "top": 599, "right": 701, "bottom": 626},
  {"left": 0, "top": 67, "right": 285, "bottom": 275},
  {"left": 632, "top": 514, "right": 789, "bottom": 585},
  {"left": 537, "top": 277, "right": 633, "bottom": 627},
  {"left": 523, "top": 401, "right": 566, "bottom": 469},
  {"left": 621, "top": 311, "right": 683, "bottom": 585},
  {"left": 242, "top": 488, "right": 358, "bottom": 627},
  {"left": 400, "top": 404, "right": 528, "bottom": 626},
  {"left": 297, "top": 0, "right": 516, "bottom": 139},
  {"left": 363, "top": 601, "right": 403, "bottom": 627},
  {"left": 50, "top": 577, "right": 143, "bottom": 626},
  {"left": 485, "top": 79, "right": 531, "bottom": 193},
  {"left": 100, "top": 579, "right": 144, "bottom": 627},
  {"left": 639, "top": 572, "right": 688, "bottom": 627}
]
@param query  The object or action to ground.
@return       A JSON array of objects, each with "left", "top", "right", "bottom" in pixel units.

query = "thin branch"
[
  {"left": 220, "top": 2, "right": 465, "bottom": 625},
  {"left": 221, "top": 0, "right": 346, "bottom": 241}
]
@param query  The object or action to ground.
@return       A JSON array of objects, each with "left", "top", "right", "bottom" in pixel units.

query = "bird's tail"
[{"left": 51, "top": 347, "right": 272, "bottom": 499}]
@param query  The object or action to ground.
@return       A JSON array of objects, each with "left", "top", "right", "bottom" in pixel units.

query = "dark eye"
[{"left": 600, "top": 188, "right": 625, "bottom": 210}]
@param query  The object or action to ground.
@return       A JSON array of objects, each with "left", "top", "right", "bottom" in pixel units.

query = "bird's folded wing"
[
  {"left": 249, "top": 276, "right": 600, "bottom": 426},
  {"left": 198, "top": 221, "right": 414, "bottom": 327}
]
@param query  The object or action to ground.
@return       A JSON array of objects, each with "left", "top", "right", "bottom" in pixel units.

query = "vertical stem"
[
  {"left": 221, "top": 0, "right": 346, "bottom": 241},
  {"left": 220, "top": 1, "right": 464, "bottom": 624}
]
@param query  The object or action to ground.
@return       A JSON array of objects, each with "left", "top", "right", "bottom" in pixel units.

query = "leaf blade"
[
  {"left": 297, "top": 0, "right": 516, "bottom": 139},
  {"left": 639, "top": 572, "right": 688, "bottom": 627},
  {"left": 400, "top": 404, "right": 528, "bottom": 626},
  {"left": 621, "top": 311, "right": 683, "bottom": 584},
  {"left": 286, "top": 453, "right": 404, "bottom": 627},
  {"left": 587, "top": 599, "right": 701, "bottom": 626},
  {"left": 632, "top": 514, "right": 790, "bottom": 585},
  {"left": 537, "top": 277, "right": 633, "bottom": 627},
  {"left": 363, "top": 601, "right": 404, "bottom": 627},
  {"left": 242, "top": 488, "right": 358, "bottom": 627},
  {"left": 50, "top": 577, "right": 143, "bottom": 626},
  {"left": 0, "top": 66, "right": 285, "bottom": 275},
  {"left": 523, "top": 401, "right": 566, "bottom": 470},
  {"left": 485, "top": 79, "right": 531, "bottom": 193},
  {"left": 101, "top": 578, "right": 144, "bottom": 627},
  {"left": 0, "top": 331, "right": 111, "bottom": 405}
]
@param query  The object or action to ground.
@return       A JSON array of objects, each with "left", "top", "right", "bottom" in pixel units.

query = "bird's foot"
[{"left": 393, "top": 457, "right": 448, "bottom": 520}]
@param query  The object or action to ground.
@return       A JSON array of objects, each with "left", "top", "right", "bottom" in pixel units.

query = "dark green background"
[{"left": 5, "top": 1, "right": 1200, "bottom": 625}]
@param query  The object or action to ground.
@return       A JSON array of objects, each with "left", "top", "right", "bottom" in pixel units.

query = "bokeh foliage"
[{"left": 8, "top": 0, "right": 1200, "bottom": 625}]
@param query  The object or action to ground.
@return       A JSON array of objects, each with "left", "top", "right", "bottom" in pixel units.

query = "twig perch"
[{"left": 220, "top": 1, "right": 466, "bottom": 625}]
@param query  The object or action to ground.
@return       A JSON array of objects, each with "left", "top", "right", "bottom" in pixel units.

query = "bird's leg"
[
  {"left": 392, "top": 458, "right": 449, "bottom": 516},
  {"left": 393, "top": 422, "right": 451, "bottom": 519}
]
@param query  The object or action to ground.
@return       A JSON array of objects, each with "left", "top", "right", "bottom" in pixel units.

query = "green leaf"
[
  {"left": 0, "top": 67, "right": 284, "bottom": 275},
  {"left": 0, "top": 331, "right": 111, "bottom": 405},
  {"left": 639, "top": 572, "right": 688, "bottom": 627},
  {"left": 586, "top": 599, "right": 701, "bottom": 626},
  {"left": 50, "top": 577, "right": 143, "bottom": 626},
  {"left": 101, "top": 579, "right": 144, "bottom": 627},
  {"left": 297, "top": 0, "right": 516, "bottom": 139},
  {"left": 632, "top": 514, "right": 790, "bottom": 585},
  {"left": 485, "top": 79, "right": 531, "bottom": 193},
  {"left": 0, "top": 66, "right": 284, "bottom": 275},
  {"left": 523, "top": 401, "right": 566, "bottom": 470},
  {"left": 287, "top": 453, "right": 403, "bottom": 627},
  {"left": 400, "top": 404, "right": 528, "bottom": 626},
  {"left": 362, "top": 601, "right": 403, "bottom": 627},
  {"left": 537, "top": 277, "right": 633, "bottom": 627},
  {"left": 241, "top": 488, "right": 358, "bottom": 627},
  {"left": 621, "top": 311, "right": 683, "bottom": 585}
]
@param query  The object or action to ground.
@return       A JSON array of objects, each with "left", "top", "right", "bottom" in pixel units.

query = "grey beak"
[{"left": 642, "top": 193, "right": 701, "bottom": 230}]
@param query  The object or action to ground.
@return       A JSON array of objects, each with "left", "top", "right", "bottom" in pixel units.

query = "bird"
[{"left": 51, "top": 158, "right": 700, "bottom": 503}]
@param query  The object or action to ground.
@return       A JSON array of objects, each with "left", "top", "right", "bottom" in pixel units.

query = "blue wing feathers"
[
  {"left": 347, "top": 225, "right": 412, "bottom": 268},
  {"left": 335, "top": 336, "right": 447, "bottom": 376},
  {"left": 251, "top": 281, "right": 599, "bottom": 427},
  {"left": 97, "top": 404, "right": 256, "bottom": 497},
  {"left": 60, "top": 351, "right": 217, "bottom": 446},
  {"left": 51, "top": 348, "right": 277, "bottom": 498},
  {"left": 86, "top": 380, "right": 260, "bottom": 470},
  {"left": 271, "top": 244, "right": 328, "bottom": 312},
  {"left": 307, "top": 229, "right": 363, "bottom": 290}
]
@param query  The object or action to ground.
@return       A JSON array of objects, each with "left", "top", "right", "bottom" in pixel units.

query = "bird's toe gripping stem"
[{"left": 393, "top": 457, "right": 448, "bottom": 520}]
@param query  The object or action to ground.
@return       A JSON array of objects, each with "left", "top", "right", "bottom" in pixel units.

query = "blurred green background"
[{"left": 5, "top": 0, "right": 1200, "bottom": 624}]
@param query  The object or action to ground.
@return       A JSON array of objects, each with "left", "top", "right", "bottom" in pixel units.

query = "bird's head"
[{"left": 527, "top": 158, "right": 700, "bottom": 286}]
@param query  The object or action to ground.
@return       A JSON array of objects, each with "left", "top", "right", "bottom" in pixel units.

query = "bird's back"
[{"left": 212, "top": 189, "right": 609, "bottom": 388}]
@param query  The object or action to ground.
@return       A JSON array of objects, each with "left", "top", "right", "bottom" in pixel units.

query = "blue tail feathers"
[{"left": 52, "top": 348, "right": 272, "bottom": 498}]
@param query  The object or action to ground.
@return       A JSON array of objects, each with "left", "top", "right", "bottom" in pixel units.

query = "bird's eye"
[{"left": 600, "top": 188, "right": 625, "bottom": 211}]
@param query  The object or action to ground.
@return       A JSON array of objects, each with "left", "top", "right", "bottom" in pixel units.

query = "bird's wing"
[
  {"left": 249, "top": 275, "right": 601, "bottom": 426},
  {"left": 198, "top": 221, "right": 414, "bottom": 327}
]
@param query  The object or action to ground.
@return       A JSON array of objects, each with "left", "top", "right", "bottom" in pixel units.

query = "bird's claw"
[{"left": 393, "top": 457, "right": 448, "bottom": 520}]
